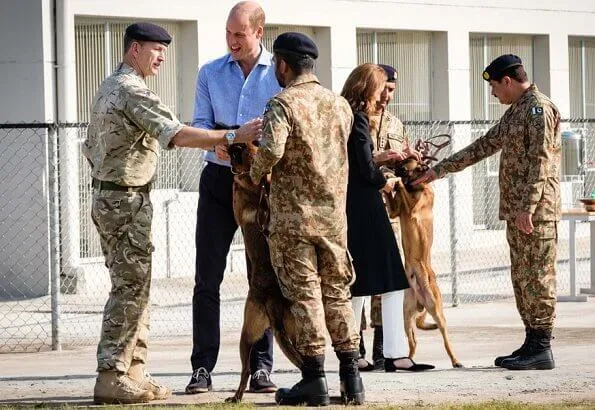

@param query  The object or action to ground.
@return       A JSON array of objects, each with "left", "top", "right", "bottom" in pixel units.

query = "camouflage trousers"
[
  {"left": 506, "top": 221, "right": 557, "bottom": 331},
  {"left": 91, "top": 189, "right": 154, "bottom": 373},
  {"left": 363, "top": 218, "right": 403, "bottom": 329},
  {"left": 268, "top": 232, "right": 360, "bottom": 356}
]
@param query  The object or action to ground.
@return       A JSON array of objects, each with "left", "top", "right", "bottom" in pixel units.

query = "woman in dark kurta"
[{"left": 340, "top": 64, "right": 433, "bottom": 372}]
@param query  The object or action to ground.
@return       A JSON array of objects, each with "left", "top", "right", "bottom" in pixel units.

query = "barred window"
[{"left": 356, "top": 30, "right": 433, "bottom": 121}]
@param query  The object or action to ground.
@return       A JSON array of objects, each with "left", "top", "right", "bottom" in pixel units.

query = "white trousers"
[{"left": 352, "top": 290, "right": 407, "bottom": 358}]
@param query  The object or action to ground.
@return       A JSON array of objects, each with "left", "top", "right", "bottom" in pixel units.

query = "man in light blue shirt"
[{"left": 187, "top": 1, "right": 281, "bottom": 395}]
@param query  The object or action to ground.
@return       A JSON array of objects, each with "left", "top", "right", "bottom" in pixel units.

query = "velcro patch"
[{"left": 531, "top": 106, "right": 544, "bottom": 116}]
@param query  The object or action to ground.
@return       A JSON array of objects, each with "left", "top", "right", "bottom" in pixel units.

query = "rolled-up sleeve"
[{"left": 122, "top": 84, "right": 184, "bottom": 149}]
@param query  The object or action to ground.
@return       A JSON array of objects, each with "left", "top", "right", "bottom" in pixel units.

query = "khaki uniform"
[
  {"left": 250, "top": 73, "right": 358, "bottom": 356},
  {"left": 84, "top": 63, "right": 184, "bottom": 373},
  {"left": 366, "top": 111, "right": 406, "bottom": 328},
  {"left": 433, "top": 84, "right": 561, "bottom": 331}
]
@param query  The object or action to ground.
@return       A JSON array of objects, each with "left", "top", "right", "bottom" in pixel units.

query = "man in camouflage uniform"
[
  {"left": 250, "top": 32, "right": 364, "bottom": 406},
  {"left": 84, "top": 22, "right": 260, "bottom": 404},
  {"left": 413, "top": 54, "right": 560, "bottom": 371}
]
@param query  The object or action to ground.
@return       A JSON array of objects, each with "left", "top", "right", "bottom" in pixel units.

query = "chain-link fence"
[{"left": 1, "top": 120, "right": 594, "bottom": 352}]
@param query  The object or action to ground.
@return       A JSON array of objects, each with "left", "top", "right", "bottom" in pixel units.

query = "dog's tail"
[{"left": 274, "top": 329, "right": 303, "bottom": 369}]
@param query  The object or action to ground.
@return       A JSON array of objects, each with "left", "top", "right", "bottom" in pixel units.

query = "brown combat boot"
[
  {"left": 93, "top": 371, "right": 154, "bottom": 404},
  {"left": 128, "top": 360, "right": 172, "bottom": 400}
]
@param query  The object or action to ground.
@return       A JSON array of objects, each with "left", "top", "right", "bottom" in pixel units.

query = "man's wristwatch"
[{"left": 225, "top": 130, "right": 236, "bottom": 146}]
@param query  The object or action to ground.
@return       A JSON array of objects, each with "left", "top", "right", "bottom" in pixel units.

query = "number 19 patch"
[{"left": 531, "top": 106, "right": 544, "bottom": 116}]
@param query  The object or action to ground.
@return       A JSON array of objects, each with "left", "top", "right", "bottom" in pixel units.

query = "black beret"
[
  {"left": 482, "top": 54, "right": 522, "bottom": 81},
  {"left": 378, "top": 64, "right": 397, "bottom": 82},
  {"left": 125, "top": 22, "right": 172, "bottom": 45},
  {"left": 273, "top": 32, "right": 318, "bottom": 59}
]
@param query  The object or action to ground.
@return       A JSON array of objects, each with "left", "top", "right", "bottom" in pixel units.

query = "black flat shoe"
[
  {"left": 357, "top": 358, "right": 374, "bottom": 372},
  {"left": 384, "top": 357, "right": 435, "bottom": 372}
]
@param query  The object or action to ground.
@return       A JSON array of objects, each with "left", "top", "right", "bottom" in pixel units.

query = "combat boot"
[
  {"left": 372, "top": 326, "right": 384, "bottom": 370},
  {"left": 93, "top": 371, "right": 154, "bottom": 404},
  {"left": 494, "top": 328, "right": 530, "bottom": 367},
  {"left": 337, "top": 350, "right": 365, "bottom": 405},
  {"left": 501, "top": 329, "right": 555, "bottom": 370},
  {"left": 128, "top": 360, "right": 172, "bottom": 400},
  {"left": 275, "top": 355, "right": 330, "bottom": 406}
]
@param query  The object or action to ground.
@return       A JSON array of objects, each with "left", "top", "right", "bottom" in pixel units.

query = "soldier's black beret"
[
  {"left": 379, "top": 64, "right": 397, "bottom": 82},
  {"left": 482, "top": 54, "right": 522, "bottom": 81},
  {"left": 125, "top": 22, "right": 172, "bottom": 45},
  {"left": 273, "top": 32, "right": 318, "bottom": 59}
]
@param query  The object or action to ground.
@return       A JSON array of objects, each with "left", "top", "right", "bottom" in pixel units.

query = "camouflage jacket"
[
  {"left": 83, "top": 63, "right": 184, "bottom": 186},
  {"left": 250, "top": 73, "right": 354, "bottom": 236},
  {"left": 369, "top": 110, "right": 406, "bottom": 152},
  {"left": 433, "top": 84, "right": 561, "bottom": 222}
]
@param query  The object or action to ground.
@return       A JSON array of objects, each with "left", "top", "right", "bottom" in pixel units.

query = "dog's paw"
[
  {"left": 225, "top": 396, "right": 241, "bottom": 403},
  {"left": 452, "top": 362, "right": 464, "bottom": 368}
]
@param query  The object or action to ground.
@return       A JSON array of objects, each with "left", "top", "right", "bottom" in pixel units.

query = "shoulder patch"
[{"left": 531, "top": 106, "right": 544, "bottom": 116}]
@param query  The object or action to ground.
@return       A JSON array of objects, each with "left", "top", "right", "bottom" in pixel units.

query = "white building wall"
[{"left": 2, "top": 0, "right": 595, "bottom": 294}]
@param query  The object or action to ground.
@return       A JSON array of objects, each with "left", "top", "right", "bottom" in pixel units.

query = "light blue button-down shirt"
[{"left": 191, "top": 46, "right": 281, "bottom": 166}]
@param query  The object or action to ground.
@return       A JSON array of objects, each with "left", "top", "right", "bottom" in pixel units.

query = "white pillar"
[
  {"left": 329, "top": 23, "right": 357, "bottom": 93},
  {"left": 548, "top": 32, "right": 571, "bottom": 117}
]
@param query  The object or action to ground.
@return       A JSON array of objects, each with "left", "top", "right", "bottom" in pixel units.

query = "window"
[
  {"left": 262, "top": 25, "right": 316, "bottom": 52},
  {"left": 569, "top": 37, "right": 595, "bottom": 118},
  {"left": 75, "top": 19, "right": 181, "bottom": 121},
  {"left": 356, "top": 30, "right": 433, "bottom": 121},
  {"left": 469, "top": 34, "right": 534, "bottom": 121}
]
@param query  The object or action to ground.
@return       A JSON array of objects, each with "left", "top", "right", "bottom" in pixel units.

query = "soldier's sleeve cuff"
[
  {"left": 433, "top": 163, "right": 447, "bottom": 179},
  {"left": 158, "top": 122, "right": 186, "bottom": 150}
]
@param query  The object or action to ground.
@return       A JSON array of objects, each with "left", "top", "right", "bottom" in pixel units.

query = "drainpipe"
[
  {"left": 56, "top": 0, "right": 82, "bottom": 294},
  {"left": 49, "top": 0, "right": 61, "bottom": 351}
]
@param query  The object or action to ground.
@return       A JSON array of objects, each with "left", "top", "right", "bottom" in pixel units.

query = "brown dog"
[
  {"left": 226, "top": 142, "right": 303, "bottom": 403},
  {"left": 385, "top": 158, "right": 462, "bottom": 368}
]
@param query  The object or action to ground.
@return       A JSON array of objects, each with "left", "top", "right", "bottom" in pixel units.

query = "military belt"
[{"left": 92, "top": 178, "right": 151, "bottom": 193}]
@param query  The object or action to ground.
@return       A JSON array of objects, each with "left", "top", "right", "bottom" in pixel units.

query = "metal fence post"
[
  {"left": 448, "top": 173, "right": 459, "bottom": 307},
  {"left": 48, "top": 124, "right": 62, "bottom": 351}
]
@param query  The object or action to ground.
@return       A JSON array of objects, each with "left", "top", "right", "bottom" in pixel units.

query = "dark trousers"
[{"left": 192, "top": 162, "right": 274, "bottom": 373}]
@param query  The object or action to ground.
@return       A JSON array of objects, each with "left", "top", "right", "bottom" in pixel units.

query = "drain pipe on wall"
[{"left": 49, "top": 0, "right": 62, "bottom": 352}]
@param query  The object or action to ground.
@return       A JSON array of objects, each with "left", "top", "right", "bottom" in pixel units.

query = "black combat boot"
[
  {"left": 337, "top": 350, "right": 365, "bottom": 405},
  {"left": 501, "top": 329, "right": 555, "bottom": 370},
  {"left": 372, "top": 326, "right": 384, "bottom": 370},
  {"left": 274, "top": 355, "right": 329, "bottom": 406},
  {"left": 494, "top": 328, "right": 530, "bottom": 367}
]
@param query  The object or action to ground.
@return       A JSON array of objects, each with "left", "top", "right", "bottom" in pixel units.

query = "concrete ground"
[{"left": 1, "top": 298, "right": 594, "bottom": 407}]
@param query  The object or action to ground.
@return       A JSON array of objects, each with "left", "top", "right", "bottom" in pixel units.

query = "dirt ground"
[{"left": 0, "top": 298, "right": 594, "bottom": 407}]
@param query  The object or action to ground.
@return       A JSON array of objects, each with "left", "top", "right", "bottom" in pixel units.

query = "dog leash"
[{"left": 414, "top": 133, "right": 452, "bottom": 166}]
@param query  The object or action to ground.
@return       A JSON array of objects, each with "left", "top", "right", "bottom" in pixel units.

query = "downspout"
[
  {"left": 49, "top": 0, "right": 62, "bottom": 351},
  {"left": 56, "top": 0, "right": 82, "bottom": 295}
]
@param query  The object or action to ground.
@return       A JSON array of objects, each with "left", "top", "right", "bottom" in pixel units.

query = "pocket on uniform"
[
  {"left": 532, "top": 221, "right": 557, "bottom": 240},
  {"left": 140, "top": 134, "right": 159, "bottom": 154},
  {"left": 269, "top": 243, "right": 284, "bottom": 268},
  {"left": 127, "top": 229, "right": 154, "bottom": 255}
]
